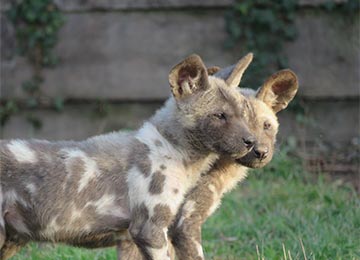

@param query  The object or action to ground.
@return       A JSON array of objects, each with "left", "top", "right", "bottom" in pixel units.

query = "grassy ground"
[{"left": 13, "top": 146, "right": 359, "bottom": 260}]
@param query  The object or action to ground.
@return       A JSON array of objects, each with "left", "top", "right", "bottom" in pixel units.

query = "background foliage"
[
  {"left": 225, "top": 0, "right": 359, "bottom": 88},
  {"left": 1, "top": 0, "right": 65, "bottom": 127}
]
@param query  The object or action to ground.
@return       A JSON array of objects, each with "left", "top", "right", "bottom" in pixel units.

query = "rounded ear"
[
  {"left": 256, "top": 69, "right": 299, "bottom": 113},
  {"left": 214, "top": 53, "right": 253, "bottom": 88},
  {"left": 169, "top": 54, "right": 209, "bottom": 99}
]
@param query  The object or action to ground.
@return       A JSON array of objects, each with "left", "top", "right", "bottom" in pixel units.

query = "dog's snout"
[
  {"left": 254, "top": 147, "right": 269, "bottom": 160},
  {"left": 242, "top": 136, "right": 255, "bottom": 150}
]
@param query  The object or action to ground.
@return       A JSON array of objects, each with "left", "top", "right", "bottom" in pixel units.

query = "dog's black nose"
[
  {"left": 254, "top": 147, "right": 269, "bottom": 160},
  {"left": 242, "top": 136, "right": 255, "bottom": 150}
]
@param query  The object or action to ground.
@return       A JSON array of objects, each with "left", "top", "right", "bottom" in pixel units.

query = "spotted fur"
[
  {"left": 115, "top": 55, "right": 299, "bottom": 260},
  {"left": 0, "top": 54, "right": 259, "bottom": 260}
]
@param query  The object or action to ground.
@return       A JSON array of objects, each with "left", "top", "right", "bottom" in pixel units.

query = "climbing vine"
[
  {"left": 225, "top": 0, "right": 359, "bottom": 118},
  {"left": 225, "top": 0, "right": 298, "bottom": 87},
  {"left": 225, "top": 0, "right": 359, "bottom": 87},
  {"left": 1, "top": 0, "right": 65, "bottom": 127}
]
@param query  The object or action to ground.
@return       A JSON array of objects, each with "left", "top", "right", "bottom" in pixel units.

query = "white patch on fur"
[
  {"left": 194, "top": 240, "right": 205, "bottom": 259},
  {"left": 126, "top": 165, "right": 152, "bottom": 207},
  {"left": 26, "top": 183, "right": 37, "bottom": 194},
  {"left": 62, "top": 149, "right": 101, "bottom": 193},
  {"left": 70, "top": 205, "right": 83, "bottom": 222},
  {"left": 4, "top": 189, "right": 27, "bottom": 207},
  {"left": 136, "top": 123, "right": 187, "bottom": 162},
  {"left": 149, "top": 246, "right": 171, "bottom": 260},
  {"left": 83, "top": 224, "right": 91, "bottom": 231},
  {"left": 207, "top": 197, "right": 221, "bottom": 217},
  {"left": 7, "top": 140, "right": 37, "bottom": 163},
  {"left": 41, "top": 216, "right": 60, "bottom": 240},
  {"left": 208, "top": 184, "right": 216, "bottom": 194},
  {"left": 207, "top": 185, "right": 221, "bottom": 217},
  {"left": 147, "top": 229, "right": 170, "bottom": 260},
  {"left": 4, "top": 189, "right": 18, "bottom": 204},
  {"left": 176, "top": 200, "right": 196, "bottom": 228},
  {"left": 85, "top": 193, "right": 129, "bottom": 218},
  {"left": 176, "top": 216, "right": 185, "bottom": 228},
  {"left": 182, "top": 200, "right": 196, "bottom": 216}
]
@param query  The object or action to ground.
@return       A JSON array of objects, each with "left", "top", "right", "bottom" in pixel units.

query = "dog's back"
[{"left": 0, "top": 132, "right": 133, "bottom": 246}]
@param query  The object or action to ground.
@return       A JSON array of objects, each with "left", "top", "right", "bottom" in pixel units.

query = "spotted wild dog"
[
  {"left": 0, "top": 54, "right": 258, "bottom": 260},
  {"left": 116, "top": 54, "right": 299, "bottom": 260}
]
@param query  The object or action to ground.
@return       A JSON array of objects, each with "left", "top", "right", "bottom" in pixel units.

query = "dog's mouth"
[
  {"left": 216, "top": 144, "right": 253, "bottom": 160},
  {"left": 235, "top": 154, "right": 271, "bottom": 169},
  {"left": 235, "top": 158, "right": 263, "bottom": 168},
  {"left": 230, "top": 148, "right": 254, "bottom": 160}
]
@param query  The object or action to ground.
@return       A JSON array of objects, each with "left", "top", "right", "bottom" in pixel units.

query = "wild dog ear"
[
  {"left": 214, "top": 53, "right": 253, "bottom": 88},
  {"left": 169, "top": 54, "right": 209, "bottom": 99},
  {"left": 256, "top": 69, "right": 299, "bottom": 113},
  {"left": 207, "top": 66, "right": 221, "bottom": 75}
]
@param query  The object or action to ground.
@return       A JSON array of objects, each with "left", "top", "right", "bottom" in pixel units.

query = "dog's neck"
[{"left": 148, "top": 98, "right": 217, "bottom": 167}]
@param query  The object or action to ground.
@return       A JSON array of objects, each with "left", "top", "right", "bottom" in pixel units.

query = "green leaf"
[{"left": 235, "top": 3, "right": 250, "bottom": 15}]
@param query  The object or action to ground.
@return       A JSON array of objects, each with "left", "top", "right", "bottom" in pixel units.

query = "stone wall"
[{"left": 0, "top": 0, "right": 359, "bottom": 145}]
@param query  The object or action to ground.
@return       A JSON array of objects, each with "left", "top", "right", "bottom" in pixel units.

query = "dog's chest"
[{"left": 127, "top": 123, "right": 217, "bottom": 215}]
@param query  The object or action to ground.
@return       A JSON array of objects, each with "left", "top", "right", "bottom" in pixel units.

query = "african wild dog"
[
  {"left": 116, "top": 55, "right": 299, "bottom": 260},
  {"left": 0, "top": 54, "right": 257, "bottom": 259}
]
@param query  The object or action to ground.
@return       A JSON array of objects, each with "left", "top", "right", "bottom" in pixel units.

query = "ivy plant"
[
  {"left": 225, "top": 0, "right": 298, "bottom": 88},
  {"left": 225, "top": 0, "right": 359, "bottom": 118},
  {"left": 1, "top": 0, "right": 65, "bottom": 128}
]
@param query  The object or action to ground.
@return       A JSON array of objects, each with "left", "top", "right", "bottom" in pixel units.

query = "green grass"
[
  {"left": 12, "top": 245, "right": 116, "bottom": 260},
  {"left": 13, "top": 146, "right": 360, "bottom": 260}
]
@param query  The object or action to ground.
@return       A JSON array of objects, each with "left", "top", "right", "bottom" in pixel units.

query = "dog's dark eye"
[
  {"left": 264, "top": 122, "right": 271, "bottom": 130},
  {"left": 213, "top": 113, "right": 226, "bottom": 121}
]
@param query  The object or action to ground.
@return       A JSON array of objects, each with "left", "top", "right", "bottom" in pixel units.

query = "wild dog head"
[
  {"left": 168, "top": 54, "right": 256, "bottom": 158},
  {"left": 213, "top": 55, "right": 298, "bottom": 168}
]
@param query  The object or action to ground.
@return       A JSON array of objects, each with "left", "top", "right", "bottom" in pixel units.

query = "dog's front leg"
[
  {"left": 133, "top": 224, "right": 169, "bottom": 260},
  {"left": 129, "top": 203, "right": 172, "bottom": 260},
  {"left": 170, "top": 161, "right": 248, "bottom": 260},
  {"left": 116, "top": 235, "right": 176, "bottom": 260},
  {"left": 169, "top": 177, "right": 215, "bottom": 260}
]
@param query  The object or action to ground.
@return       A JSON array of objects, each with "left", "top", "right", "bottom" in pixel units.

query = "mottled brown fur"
[
  {"left": 0, "top": 54, "right": 281, "bottom": 260},
  {"left": 116, "top": 55, "right": 298, "bottom": 260},
  {"left": 148, "top": 172, "right": 166, "bottom": 194},
  {"left": 129, "top": 139, "right": 152, "bottom": 177},
  {"left": 151, "top": 204, "right": 172, "bottom": 227}
]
